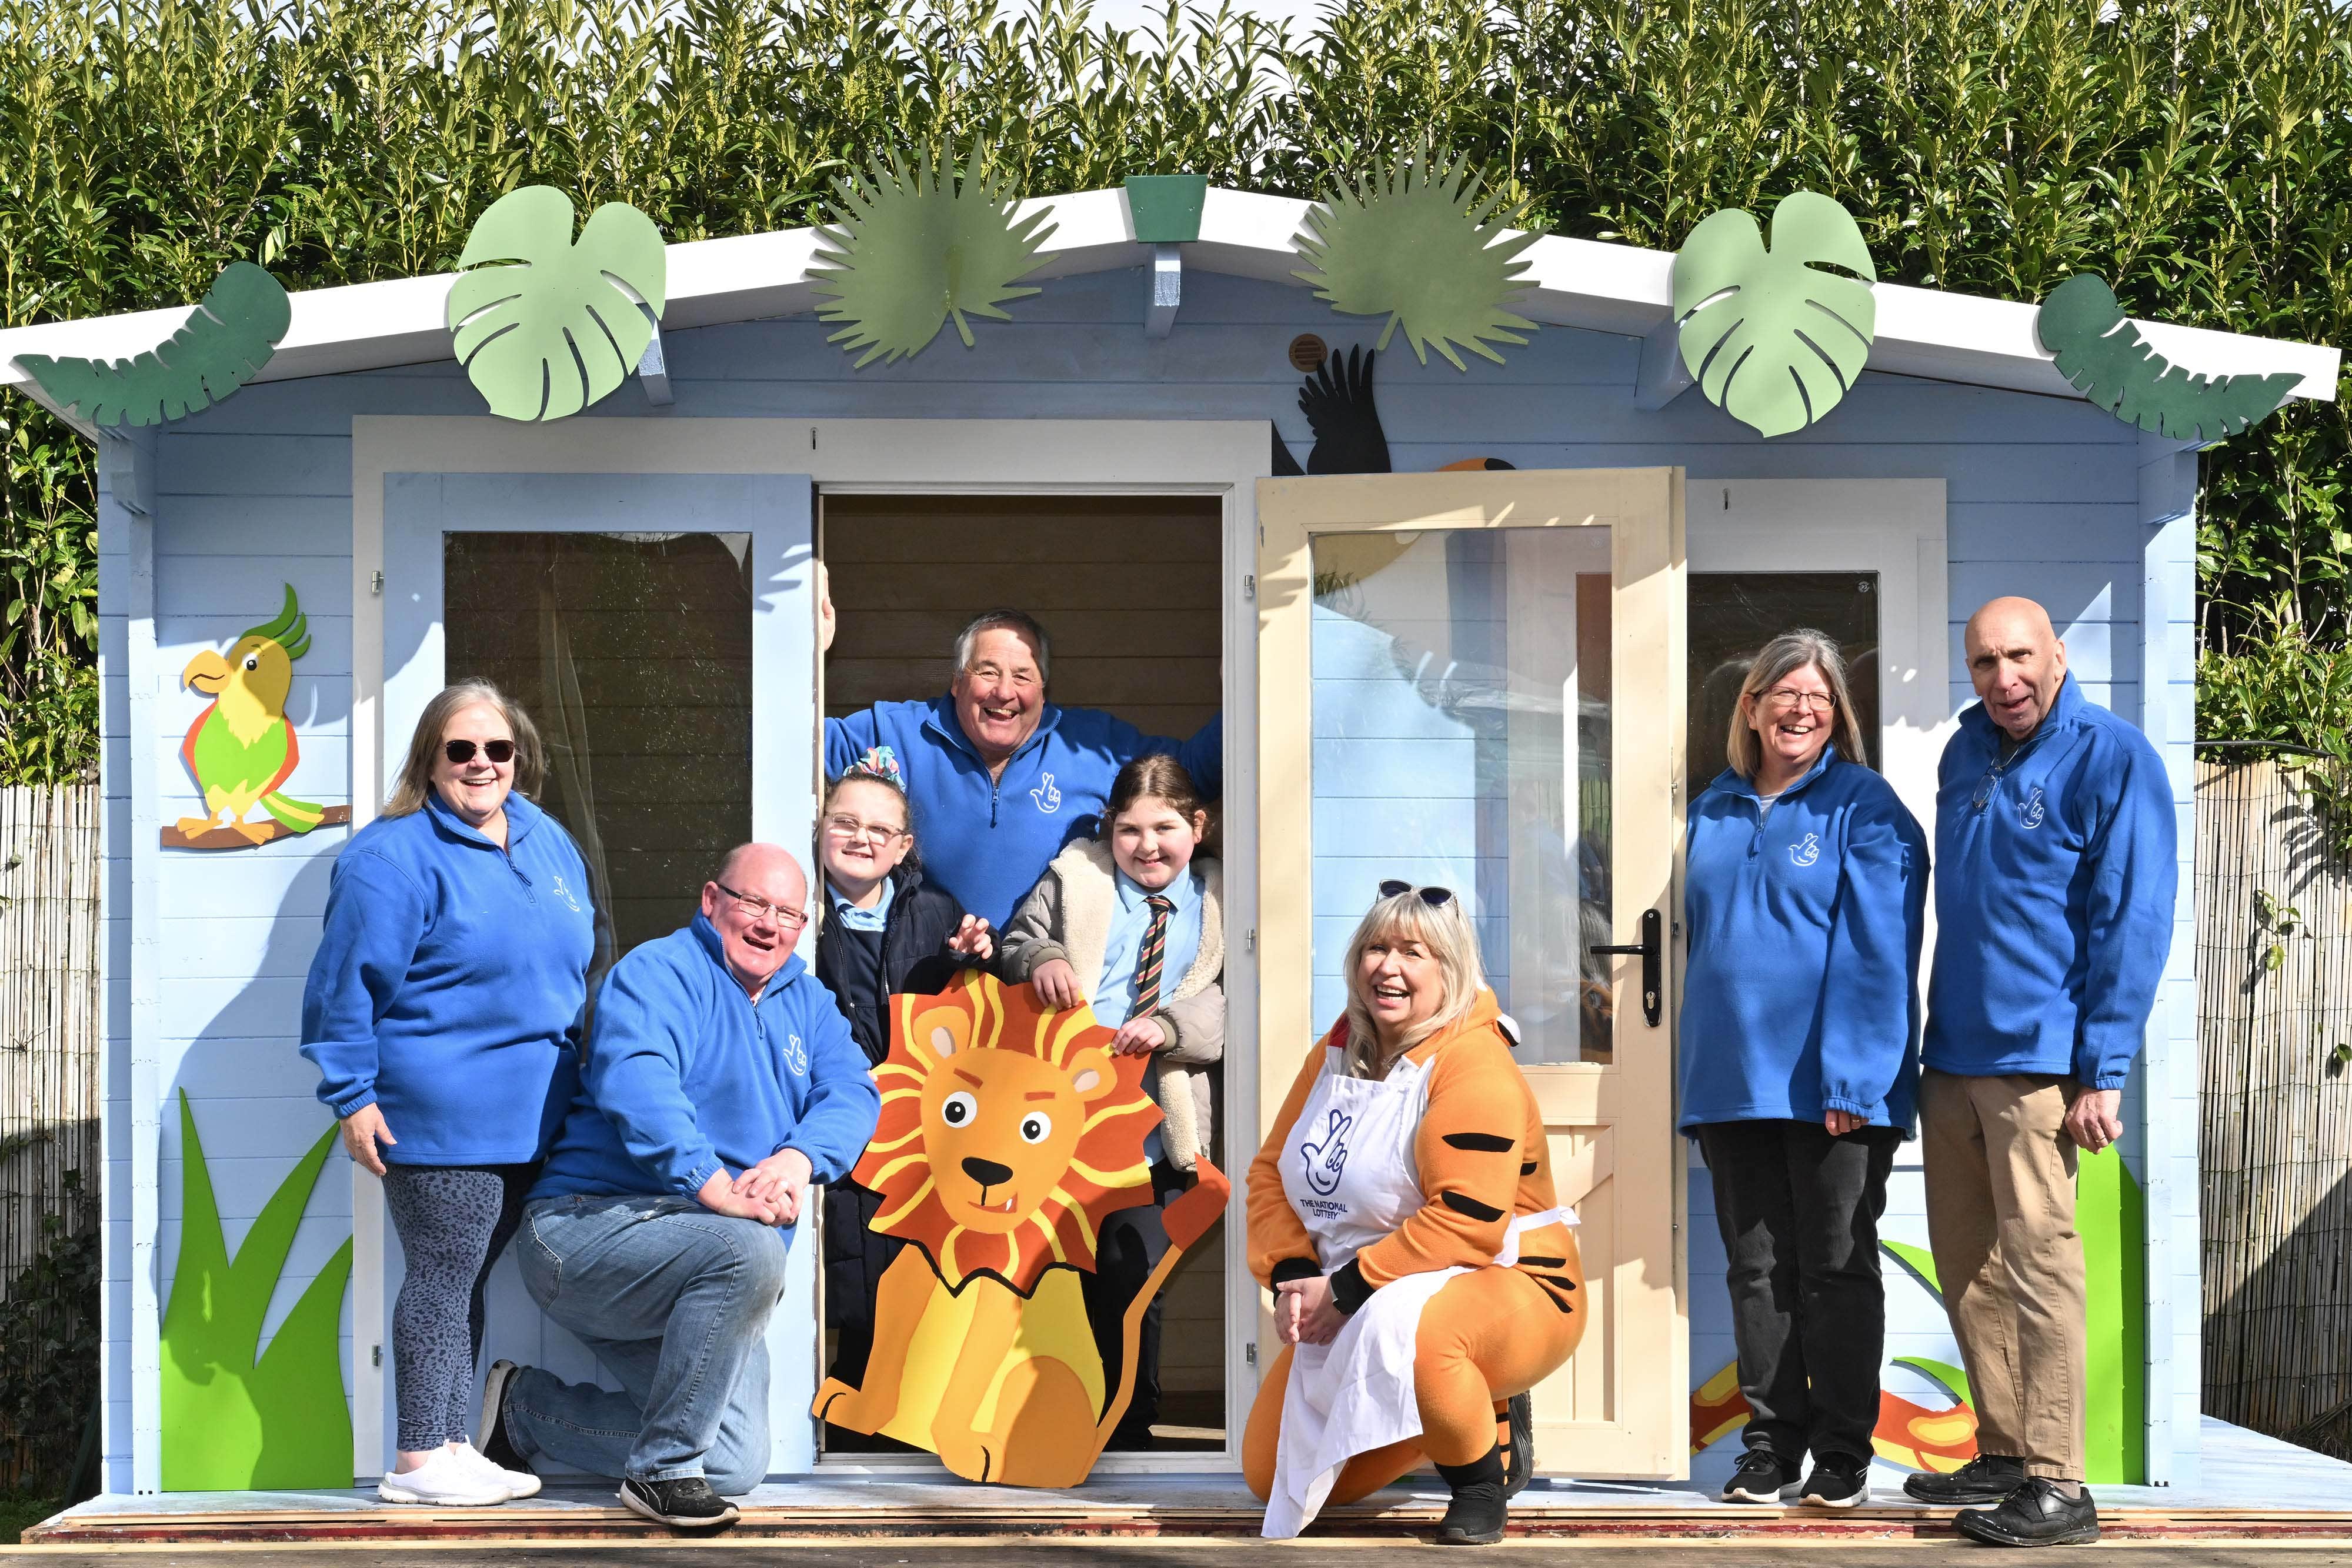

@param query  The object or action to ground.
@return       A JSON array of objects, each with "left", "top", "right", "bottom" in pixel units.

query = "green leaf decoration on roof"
[
  {"left": 1673, "top": 191, "right": 1877, "bottom": 438},
  {"left": 15, "top": 261, "right": 290, "bottom": 428},
  {"left": 2036, "top": 274, "right": 2299, "bottom": 443},
  {"left": 446, "top": 186, "right": 668, "bottom": 422},
  {"left": 1291, "top": 146, "right": 1543, "bottom": 371},
  {"left": 809, "top": 144, "right": 1058, "bottom": 369}
]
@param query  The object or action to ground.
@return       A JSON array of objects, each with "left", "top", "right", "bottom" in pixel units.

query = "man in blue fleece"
[
  {"left": 475, "top": 843, "right": 878, "bottom": 1531},
  {"left": 1901, "top": 598, "right": 2177, "bottom": 1547},
  {"left": 821, "top": 598, "right": 1222, "bottom": 930}
]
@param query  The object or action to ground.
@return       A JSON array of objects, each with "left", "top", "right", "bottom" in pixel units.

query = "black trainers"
[
  {"left": 1903, "top": 1452, "right": 2027, "bottom": 1504},
  {"left": 1800, "top": 1454, "right": 1870, "bottom": 1507},
  {"left": 1723, "top": 1447, "right": 1800, "bottom": 1503},
  {"left": 1955, "top": 1479, "right": 2100, "bottom": 1547},
  {"left": 1433, "top": 1446, "right": 1508, "bottom": 1546},
  {"left": 1502, "top": 1393, "right": 1535, "bottom": 1499},
  {"left": 619, "top": 1474, "right": 740, "bottom": 1530},
  {"left": 475, "top": 1360, "right": 533, "bottom": 1477}
]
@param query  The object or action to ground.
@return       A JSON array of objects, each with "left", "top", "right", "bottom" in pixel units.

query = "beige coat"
[{"left": 997, "top": 840, "right": 1223, "bottom": 1172}]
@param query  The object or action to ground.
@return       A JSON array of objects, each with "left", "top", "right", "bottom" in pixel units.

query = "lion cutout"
[{"left": 813, "top": 971, "right": 1230, "bottom": 1486}]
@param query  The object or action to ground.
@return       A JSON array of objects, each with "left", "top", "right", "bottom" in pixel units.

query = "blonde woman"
[
  {"left": 1681, "top": 630, "right": 1927, "bottom": 1509},
  {"left": 301, "top": 682, "right": 596, "bottom": 1506},
  {"left": 1244, "top": 886, "right": 1584, "bottom": 1544}
]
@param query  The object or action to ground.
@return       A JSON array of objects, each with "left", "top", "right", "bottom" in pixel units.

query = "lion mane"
[{"left": 854, "top": 971, "right": 1161, "bottom": 1295}]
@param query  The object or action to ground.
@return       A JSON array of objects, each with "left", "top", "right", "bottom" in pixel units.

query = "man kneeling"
[{"left": 478, "top": 845, "right": 879, "bottom": 1528}]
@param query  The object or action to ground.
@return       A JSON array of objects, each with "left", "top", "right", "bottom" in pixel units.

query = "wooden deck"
[{"left": 26, "top": 1420, "right": 2352, "bottom": 1546}]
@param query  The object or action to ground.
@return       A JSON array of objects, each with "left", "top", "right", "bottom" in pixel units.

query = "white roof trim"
[{"left": 2, "top": 182, "right": 2336, "bottom": 438}]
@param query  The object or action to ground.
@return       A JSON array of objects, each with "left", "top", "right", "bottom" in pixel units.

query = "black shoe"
[
  {"left": 619, "top": 1475, "right": 740, "bottom": 1530},
  {"left": 1723, "top": 1448, "right": 1800, "bottom": 1504},
  {"left": 475, "top": 1360, "right": 533, "bottom": 1477},
  {"left": 1433, "top": 1446, "right": 1508, "bottom": 1545},
  {"left": 1502, "top": 1394, "right": 1535, "bottom": 1499},
  {"left": 1954, "top": 1479, "right": 2100, "bottom": 1547},
  {"left": 1800, "top": 1454, "right": 1870, "bottom": 1507},
  {"left": 1904, "top": 1452, "right": 2027, "bottom": 1504}
]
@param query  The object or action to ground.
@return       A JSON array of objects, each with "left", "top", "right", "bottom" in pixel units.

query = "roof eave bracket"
[
  {"left": 1145, "top": 245, "right": 1182, "bottom": 339},
  {"left": 1634, "top": 315, "right": 1693, "bottom": 411}
]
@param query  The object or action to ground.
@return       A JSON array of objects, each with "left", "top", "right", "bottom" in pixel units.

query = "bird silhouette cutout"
[
  {"left": 1272, "top": 345, "right": 1390, "bottom": 476},
  {"left": 174, "top": 585, "right": 330, "bottom": 846}
]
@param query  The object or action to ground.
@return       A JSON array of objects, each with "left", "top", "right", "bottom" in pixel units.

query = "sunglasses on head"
[
  {"left": 443, "top": 738, "right": 515, "bottom": 766},
  {"left": 1377, "top": 880, "right": 1454, "bottom": 908}
]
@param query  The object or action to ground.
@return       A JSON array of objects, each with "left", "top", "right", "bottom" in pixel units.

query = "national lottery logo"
[
  {"left": 548, "top": 871, "right": 583, "bottom": 912},
  {"left": 1789, "top": 832, "right": 1821, "bottom": 868},
  {"left": 1300, "top": 1109, "right": 1352, "bottom": 1197},
  {"left": 783, "top": 1033, "right": 808, "bottom": 1076},
  {"left": 2020, "top": 786, "right": 2047, "bottom": 830},
  {"left": 1031, "top": 772, "right": 1063, "bottom": 815}
]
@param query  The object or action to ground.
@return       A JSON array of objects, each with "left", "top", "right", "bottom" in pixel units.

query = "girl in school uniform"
[{"left": 997, "top": 753, "right": 1225, "bottom": 1450}]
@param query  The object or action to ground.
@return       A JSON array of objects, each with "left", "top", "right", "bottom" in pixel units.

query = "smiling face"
[
  {"left": 433, "top": 701, "right": 516, "bottom": 827},
  {"left": 699, "top": 844, "right": 809, "bottom": 995},
  {"left": 920, "top": 1042, "right": 1115, "bottom": 1234},
  {"left": 1109, "top": 794, "right": 1205, "bottom": 892},
  {"left": 1356, "top": 923, "right": 1446, "bottom": 1045},
  {"left": 819, "top": 776, "right": 912, "bottom": 891},
  {"left": 1742, "top": 661, "right": 1836, "bottom": 782},
  {"left": 952, "top": 626, "right": 1046, "bottom": 768},
  {"left": 1964, "top": 597, "right": 2068, "bottom": 741}
]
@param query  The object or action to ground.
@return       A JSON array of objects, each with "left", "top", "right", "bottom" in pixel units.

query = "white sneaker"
[
  {"left": 451, "top": 1439, "right": 542, "bottom": 1500},
  {"left": 378, "top": 1447, "right": 509, "bottom": 1506}
]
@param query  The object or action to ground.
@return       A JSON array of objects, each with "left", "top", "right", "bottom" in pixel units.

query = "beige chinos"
[{"left": 1919, "top": 1068, "right": 2086, "bottom": 1480}]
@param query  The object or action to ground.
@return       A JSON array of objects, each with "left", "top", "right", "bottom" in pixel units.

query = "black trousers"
[
  {"left": 1696, "top": 1119, "right": 1900, "bottom": 1466},
  {"left": 1083, "top": 1161, "right": 1183, "bottom": 1447}
]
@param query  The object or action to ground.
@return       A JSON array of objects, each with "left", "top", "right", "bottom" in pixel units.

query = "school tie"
[{"left": 1129, "top": 895, "right": 1175, "bottom": 1022}]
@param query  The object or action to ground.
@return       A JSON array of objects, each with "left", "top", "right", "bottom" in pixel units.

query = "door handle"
[{"left": 1588, "top": 907, "right": 1663, "bottom": 1028}]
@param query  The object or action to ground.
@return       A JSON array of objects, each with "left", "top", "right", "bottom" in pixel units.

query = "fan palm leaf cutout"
[
  {"left": 446, "top": 186, "right": 668, "bottom": 422},
  {"left": 16, "top": 262, "right": 290, "bottom": 427},
  {"left": 1673, "top": 191, "right": 1877, "bottom": 437},
  {"left": 809, "top": 144, "right": 1059, "bottom": 368},
  {"left": 2036, "top": 275, "right": 2298, "bottom": 443},
  {"left": 1292, "top": 145, "right": 1543, "bottom": 371}
]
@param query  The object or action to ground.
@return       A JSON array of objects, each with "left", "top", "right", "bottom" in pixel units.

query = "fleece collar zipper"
[{"left": 923, "top": 697, "right": 1065, "bottom": 828}]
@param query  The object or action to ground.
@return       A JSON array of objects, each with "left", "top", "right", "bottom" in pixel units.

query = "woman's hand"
[
  {"left": 947, "top": 915, "right": 993, "bottom": 963},
  {"left": 1031, "top": 958, "right": 1086, "bottom": 1011},
  {"left": 1111, "top": 1016, "right": 1168, "bottom": 1057},
  {"left": 1823, "top": 1109, "right": 1864, "bottom": 1136},
  {"left": 1275, "top": 1275, "right": 1347, "bottom": 1347},
  {"left": 339, "top": 1105, "right": 395, "bottom": 1176}
]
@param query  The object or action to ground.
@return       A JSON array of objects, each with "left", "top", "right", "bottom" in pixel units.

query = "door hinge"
[
  {"left": 370, "top": 569, "right": 383, "bottom": 595},
  {"left": 371, "top": 1345, "right": 382, "bottom": 1368},
  {"left": 1243, "top": 573, "right": 1256, "bottom": 600},
  {"left": 1245, "top": 1342, "right": 1257, "bottom": 1366},
  {"left": 1246, "top": 928, "right": 1256, "bottom": 952}
]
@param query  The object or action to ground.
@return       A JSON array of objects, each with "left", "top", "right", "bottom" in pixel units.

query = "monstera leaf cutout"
[
  {"left": 809, "top": 145, "right": 1057, "bottom": 368},
  {"left": 2037, "top": 275, "right": 2298, "bottom": 443},
  {"left": 1673, "top": 192, "right": 1877, "bottom": 437},
  {"left": 446, "top": 186, "right": 668, "bottom": 421},
  {"left": 1292, "top": 146, "right": 1543, "bottom": 371},
  {"left": 17, "top": 262, "right": 290, "bottom": 427}
]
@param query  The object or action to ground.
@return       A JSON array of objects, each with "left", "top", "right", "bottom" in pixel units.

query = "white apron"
[{"left": 1262, "top": 1043, "right": 1572, "bottom": 1539}]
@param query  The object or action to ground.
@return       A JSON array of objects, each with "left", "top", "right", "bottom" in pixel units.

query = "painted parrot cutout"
[{"left": 172, "top": 585, "right": 337, "bottom": 848}]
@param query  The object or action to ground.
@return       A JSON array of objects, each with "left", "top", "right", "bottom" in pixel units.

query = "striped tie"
[{"left": 1129, "top": 895, "right": 1175, "bottom": 1021}]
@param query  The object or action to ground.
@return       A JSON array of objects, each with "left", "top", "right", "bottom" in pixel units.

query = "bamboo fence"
[{"left": 2199, "top": 759, "right": 2352, "bottom": 1463}]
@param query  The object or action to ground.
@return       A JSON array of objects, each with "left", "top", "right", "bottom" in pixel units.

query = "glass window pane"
[
  {"left": 1310, "top": 527, "right": 1613, "bottom": 1066},
  {"left": 444, "top": 532, "right": 753, "bottom": 963},
  {"left": 1687, "top": 573, "right": 1880, "bottom": 794}
]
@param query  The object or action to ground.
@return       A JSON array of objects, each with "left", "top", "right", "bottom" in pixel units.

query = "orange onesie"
[{"left": 1243, "top": 989, "right": 1587, "bottom": 1502}]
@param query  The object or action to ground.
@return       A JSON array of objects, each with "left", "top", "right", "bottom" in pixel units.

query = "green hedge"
[{"left": 5, "top": 0, "right": 2348, "bottom": 781}]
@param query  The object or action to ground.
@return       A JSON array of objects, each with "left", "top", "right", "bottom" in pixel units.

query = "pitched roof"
[{"left": 0, "top": 184, "right": 2336, "bottom": 439}]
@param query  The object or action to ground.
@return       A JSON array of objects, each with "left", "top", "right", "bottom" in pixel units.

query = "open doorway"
[{"left": 816, "top": 492, "right": 1229, "bottom": 1459}]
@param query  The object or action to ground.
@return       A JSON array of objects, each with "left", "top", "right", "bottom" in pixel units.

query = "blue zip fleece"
[
  {"left": 532, "top": 916, "right": 880, "bottom": 1200},
  {"left": 1925, "top": 675, "right": 2178, "bottom": 1089},
  {"left": 1680, "top": 752, "right": 1930, "bottom": 1132},
  {"left": 300, "top": 790, "right": 595, "bottom": 1165},
  {"left": 825, "top": 696, "right": 1222, "bottom": 930}
]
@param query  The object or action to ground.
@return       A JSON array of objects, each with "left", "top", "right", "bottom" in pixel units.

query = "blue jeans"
[{"left": 504, "top": 1193, "right": 791, "bottom": 1494}]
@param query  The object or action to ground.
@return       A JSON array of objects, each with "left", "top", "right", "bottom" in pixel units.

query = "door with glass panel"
[{"left": 1256, "top": 466, "right": 1687, "bottom": 1477}]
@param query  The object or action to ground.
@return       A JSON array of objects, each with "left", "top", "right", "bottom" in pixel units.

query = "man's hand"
[
  {"left": 948, "top": 915, "right": 993, "bottom": 963},
  {"left": 2064, "top": 1087, "right": 2124, "bottom": 1153},
  {"left": 698, "top": 1168, "right": 780, "bottom": 1224},
  {"left": 1112, "top": 1016, "right": 1169, "bottom": 1057},
  {"left": 817, "top": 562, "right": 836, "bottom": 653},
  {"left": 1824, "top": 1109, "right": 1864, "bottom": 1136},
  {"left": 733, "top": 1148, "right": 814, "bottom": 1224},
  {"left": 1275, "top": 1275, "right": 1347, "bottom": 1347},
  {"left": 1031, "top": 958, "right": 1086, "bottom": 1011},
  {"left": 339, "top": 1105, "right": 395, "bottom": 1176}
]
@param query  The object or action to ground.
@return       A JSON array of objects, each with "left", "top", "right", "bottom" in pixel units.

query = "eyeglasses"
[
  {"left": 823, "top": 813, "right": 908, "bottom": 844},
  {"left": 1377, "top": 880, "right": 1454, "bottom": 907},
  {"left": 443, "top": 738, "right": 515, "bottom": 766},
  {"left": 713, "top": 881, "right": 809, "bottom": 930},
  {"left": 1758, "top": 688, "right": 1835, "bottom": 713}
]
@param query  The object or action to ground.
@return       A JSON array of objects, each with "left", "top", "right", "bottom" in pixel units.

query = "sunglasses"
[
  {"left": 443, "top": 738, "right": 515, "bottom": 766},
  {"left": 1377, "top": 880, "right": 1454, "bottom": 908}
]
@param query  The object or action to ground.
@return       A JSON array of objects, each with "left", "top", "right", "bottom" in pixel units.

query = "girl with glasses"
[{"left": 300, "top": 680, "right": 598, "bottom": 1506}]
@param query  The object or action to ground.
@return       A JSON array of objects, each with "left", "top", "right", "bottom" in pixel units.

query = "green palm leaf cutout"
[
  {"left": 809, "top": 144, "right": 1058, "bottom": 369},
  {"left": 447, "top": 186, "right": 668, "bottom": 422},
  {"left": 1673, "top": 191, "right": 1877, "bottom": 438},
  {"left": 2037, "top": 275, "right": 2298, "bottom": 443},
  {"left": 1894, "top": 1355, "right": 1975, "bottom": 1412},
  {"left": 1291, "top": 146, "right": 1542, "bottom": 372},
  {"left": 15, "top": 262, "right": 290, "bottom": 428},
  {"left": 160, "top": 1091, "right": 353, "bottom": 1489}
]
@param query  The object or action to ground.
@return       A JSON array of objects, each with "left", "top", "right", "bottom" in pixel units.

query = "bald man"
[
  {"left": 480, "top": 845, "right": 878, "bottom": 1529},
  {"left": 1901, "top": 599, "right": 2176, "bottom": 1546}
]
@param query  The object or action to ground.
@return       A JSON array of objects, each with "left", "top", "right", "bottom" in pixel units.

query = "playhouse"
[{"left": 0, "top": 166, "right": 2340, "bottom": 1521}]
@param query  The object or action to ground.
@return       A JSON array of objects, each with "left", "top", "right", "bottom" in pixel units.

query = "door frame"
[{"left": 351, "top": 417, "right": 1269, "bottom": 1479}]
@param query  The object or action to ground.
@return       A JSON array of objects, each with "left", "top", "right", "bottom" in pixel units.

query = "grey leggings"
[{"left": 381, "top": 1163, "right": 533, "bottom": 1450}]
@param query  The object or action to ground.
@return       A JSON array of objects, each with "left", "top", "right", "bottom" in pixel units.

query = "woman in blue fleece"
[
  {"left": 1681, "top": 631, "right": 1928, "bottom": 1512},
  {"left": 301, "top": 681, "right": 596, "bottom": 1508}
]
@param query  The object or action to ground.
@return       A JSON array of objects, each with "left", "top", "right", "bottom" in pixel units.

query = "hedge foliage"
[{"left": 2, "top": 0, "right": 2348, "bottom": 780}]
